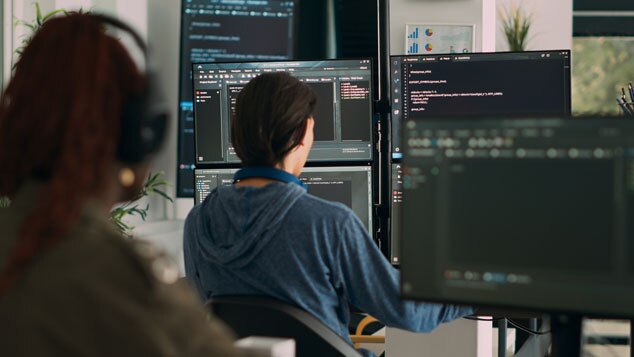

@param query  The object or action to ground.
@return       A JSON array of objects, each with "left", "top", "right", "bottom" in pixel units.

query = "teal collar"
[{"left": 233, "top": 167, "right": 307, "bottom": 191}]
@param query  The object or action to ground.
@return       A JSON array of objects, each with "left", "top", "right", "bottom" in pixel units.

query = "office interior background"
[{"left": 2, "top": 0, "right": 634, "bottom": 356}]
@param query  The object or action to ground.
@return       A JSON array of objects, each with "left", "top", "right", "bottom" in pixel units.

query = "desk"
[
  {"left": 134, "top": 219, "right": 186, "bottom": 275},
  {"left": 386, "top": 318, "right": 492, "bottom": 356}
]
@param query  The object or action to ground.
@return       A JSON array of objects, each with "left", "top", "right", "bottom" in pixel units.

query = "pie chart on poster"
[{"left": 425, "top": 43, "right": 433, "bottom": 52}]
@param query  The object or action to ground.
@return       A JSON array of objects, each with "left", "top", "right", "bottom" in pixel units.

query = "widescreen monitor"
[
  {"left": 194, "top": 166, "right": 373, "bottom": 232},
  {"left": 400, "top": 116, "right": 634, "bottom": 317},
  {"left": 177, "top": 0, "right": 296, "bottom": 196},
  {"left": 192, "top": 59, "right": 373, "bottom": 164},
  {"left": 390, "top": 50, "right": 571, "bottom": 158}
]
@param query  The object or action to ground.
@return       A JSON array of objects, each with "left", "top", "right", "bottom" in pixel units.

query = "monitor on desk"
[
  {"left": 390, "top": 50, "right": 571, "bottom": 158},
  {"left": 400, "top": 116, "right": 634, "bottom": 317},
  {"left": 176, "top": 0, "right": 297, "bottom": 197},
  {"left": 192, "top": 59, "right": 374, "bottom": 165},
  {"left": 195, "top": 166, "right": 373, "bottom": 232}
]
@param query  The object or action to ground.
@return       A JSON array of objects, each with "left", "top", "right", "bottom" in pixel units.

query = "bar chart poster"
[{"left": 405, "top": 24, "right": 474, "bottom": 54}]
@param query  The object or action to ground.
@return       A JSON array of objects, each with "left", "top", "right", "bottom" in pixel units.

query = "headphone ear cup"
[
  {"left": 116, "top": 71, "right": 169, "bottom": 164},
  {"left": 143, "top": 70, "right": 169, "bottom": 155},
  {"left": 117, "top": 93, "right": 144, "bottom": 163},
  {"left": 86, "top": 14, "right": 168, "bottom": 164}
]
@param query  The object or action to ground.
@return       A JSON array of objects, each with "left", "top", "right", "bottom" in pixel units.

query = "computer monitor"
[
  {"left": 192, "top": 59, "right": 374, "bottom": 164},
  {"left": 177, "top": 0, "right": 296, "bottom": 197},
  {"left": 390, "top": 50, "right": 571, "bottom": 158},
  {"left": 390, "top": 163, "right": 403, "bottom": 265},
  {"left": 195, "top": 166, "right": 373, "bottom": 232},
  {"left": 400, "top": 116, "right": 634, "bottom": 317}
]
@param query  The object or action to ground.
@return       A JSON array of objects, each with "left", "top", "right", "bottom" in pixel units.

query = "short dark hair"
[{"left": 231, "top": 72, "right": 316, "bottom": 167}]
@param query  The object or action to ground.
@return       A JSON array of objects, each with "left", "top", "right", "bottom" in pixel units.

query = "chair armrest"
[
  {"left": 350, "top": 336, "right": 385, "bottom": 344},
  {"left": 355, "top": 316, "right": 379, "bottom": 336},
  {"left": 350, "top": 315, "right": 385, "bottom": 348}
]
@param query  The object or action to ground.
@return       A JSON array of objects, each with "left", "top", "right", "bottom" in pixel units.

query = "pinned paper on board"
[{"left": 405, "top": 23, "right": 475, "bottom": 54}]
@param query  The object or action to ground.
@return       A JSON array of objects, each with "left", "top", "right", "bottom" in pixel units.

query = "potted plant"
[{"left": 499, "top": 2, "right": 532, "bottom": 52}]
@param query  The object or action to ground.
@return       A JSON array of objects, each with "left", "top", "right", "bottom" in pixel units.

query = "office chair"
[
  {"left": 207, "top": 296, "right": 362, "bottom": 357},
  {"left": 349, "top": 315, "right": 385, "bottom": 349}
]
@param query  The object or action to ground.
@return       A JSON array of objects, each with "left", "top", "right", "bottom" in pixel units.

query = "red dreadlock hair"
[{"left": 0, "top": 13, "right": 145, "bottom": 293}]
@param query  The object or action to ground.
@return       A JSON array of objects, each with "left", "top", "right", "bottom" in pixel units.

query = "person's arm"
[{"left": 333, "top": 213, "right": 474, "bottom": 332}]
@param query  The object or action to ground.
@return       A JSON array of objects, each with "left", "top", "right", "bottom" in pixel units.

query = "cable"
[
  {"left": 463, "top": 316, "right": 506, "bottom": 322},
  {"left": 507, "top": 318, "right": 551, "bottom": 335},
  {"left": 464, "top": 316, "right": 551, "bottom": 335}
]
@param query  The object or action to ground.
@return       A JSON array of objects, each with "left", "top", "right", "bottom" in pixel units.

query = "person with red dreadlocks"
[{"left": 0, "top": 13, "right": 240, "bottom": 356}]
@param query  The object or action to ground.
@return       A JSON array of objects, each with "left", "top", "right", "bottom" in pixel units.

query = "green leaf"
[
  {"left": 42, "top": 9, "right": 66, "bottom": 22},
  {"left": 499, "top": 2, "right": 532, "bottom": 51},
  {"left": 154, "top": 188, "right": 174, "bottom": 203},
  {"left": 109, "top": 171, "right": 173, "bottom": 237},
  {"left": 35, "top": 3, "right": 43, "bottom": 26}
]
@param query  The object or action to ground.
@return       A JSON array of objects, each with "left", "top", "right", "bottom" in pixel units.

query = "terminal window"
[
  {"left": 193, "top": 59, "right": 373, "bottom": 164},
  {"left": 390, "top": 51, "right": 571, "bottom": 156},
  {"left": 177, "top": 0, "right": 295, "bottom": 196}
]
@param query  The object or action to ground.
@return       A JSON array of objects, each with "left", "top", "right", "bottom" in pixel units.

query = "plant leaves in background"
[
  {"left": 110, "top": 171, "right": 173, "bottom": 238},
  {"left": 499, "top": 2, "right": 532, "bottom": 52},
  {"left": 572, "top": 37, "right": 634, "bottom": 115}
]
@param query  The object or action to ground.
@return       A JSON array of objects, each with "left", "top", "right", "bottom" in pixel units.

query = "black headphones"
[{"left": 90, "top": 14, "right": 169, "bottom": 164}]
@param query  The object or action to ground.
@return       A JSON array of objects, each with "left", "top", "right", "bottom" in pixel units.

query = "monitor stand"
[{"left": 550, "top": 314, "right": 582, "bottom": 357}]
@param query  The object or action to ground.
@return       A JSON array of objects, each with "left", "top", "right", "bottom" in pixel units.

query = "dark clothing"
[
  {"left": 184, "top": 181, "right": 474, "bottom": 350},
  {"left": 0, "top": 182, "right": 240, "bottom": 356}
]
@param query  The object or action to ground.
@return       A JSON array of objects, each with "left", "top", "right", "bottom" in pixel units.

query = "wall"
[
  {"left": 11, "top": 0, "right": 148, "bottom": 55},
  {"left": 496, "top": 0, "right": 573, "bottom": 51},
  {"left": 389, "top": 0, "right": 497, "bottom": 55},
  {"left": 2, "top": 1, "right": 9, "bottom": 88},
  {"left": 0, "top": 1, "right": 4, "bottom": 90},
  {"left": 147, "top": 0, "right": 182, "bottom": 220}
]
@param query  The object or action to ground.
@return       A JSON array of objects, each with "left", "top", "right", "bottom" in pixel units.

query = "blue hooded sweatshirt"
[{"left": 184, "top": 181, "right": 474, "bottom": 349}]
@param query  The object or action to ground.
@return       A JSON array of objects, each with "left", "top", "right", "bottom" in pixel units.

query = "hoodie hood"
[{"left": 189, "top": 182, "right": 306, "bottom": 268}]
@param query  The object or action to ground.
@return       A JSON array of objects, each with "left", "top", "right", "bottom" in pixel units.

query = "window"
[{"left": 572, "top": 0, "right": 634, "bottom": 115}]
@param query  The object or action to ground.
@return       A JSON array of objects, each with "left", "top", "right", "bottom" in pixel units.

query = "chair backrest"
[{"left": 207, "top": 295, "right": 361, "bottom": 357}]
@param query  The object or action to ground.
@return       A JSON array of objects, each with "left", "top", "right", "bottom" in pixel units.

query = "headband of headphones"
[{"left": 89, "top": 14, "right": 169, "bottom": 164}]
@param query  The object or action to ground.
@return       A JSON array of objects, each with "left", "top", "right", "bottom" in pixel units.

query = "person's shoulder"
[
  {"left": 65, "top": 214, "right": 176, "bottom": 289},
  {"left": 295, "top": 193, "right": 357, "bottom": 221},
  {"left": 298, "top": 192, "right": 348, "bottom": 209}
]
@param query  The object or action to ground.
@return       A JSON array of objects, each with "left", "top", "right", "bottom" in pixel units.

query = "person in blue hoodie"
[{"left": 184, "top": 72, "right": 474, "bottom": 352}]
